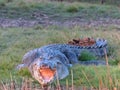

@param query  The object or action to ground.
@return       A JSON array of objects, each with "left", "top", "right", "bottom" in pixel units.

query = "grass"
[
  {"left": 0, "top": 0, "right": 120, "bottom": 20},
  {"left": 58, "top": 0, "right": 120, "bottom": 6},
  {"left": 1, "top": 65, "right": 120, "bottom": 89},
  {"left": 0, "top": 0, "right": 120, "bottom": 89},
  {"left": 78, "top": 51, "right": 96, "bottom": 61},
  {"left": 0, "top": 26, "right": 120, "bottom": 88}
]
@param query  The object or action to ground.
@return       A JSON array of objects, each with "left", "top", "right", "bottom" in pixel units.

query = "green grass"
[
  {"left": 78, "top": 51, "right": 96, "bottom": 61},
  {"left": 66, "top": 65, "right": 120, "bottom": 88},
  {"left": 0, "top": 0, "right": 120, "bottom": 89},
  {"left": 0, "top": 26, "right": 120, "bottom": 88},
  {"left": 0, "top": 1, "right": 120, "bottom": 20},
  {"left": 60, "top": 0, "right": 120, "bottom": 6},
  {"left": 1, "top": 0, "right": 120, "bottom": 6}
]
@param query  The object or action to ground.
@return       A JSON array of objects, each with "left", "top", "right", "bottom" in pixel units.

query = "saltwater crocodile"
[{"left": 17, "top": 38, "right": 107, "bottom": 87}]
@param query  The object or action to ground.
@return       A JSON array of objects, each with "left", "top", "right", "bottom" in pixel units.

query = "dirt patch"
[
  {"left": 0, "top": 18, "right": 38, "bottom": 28},
  {"left": 0, "top": 12, "right": 120, "bottom": 28}
]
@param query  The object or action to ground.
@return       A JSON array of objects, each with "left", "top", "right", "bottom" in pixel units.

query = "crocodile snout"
[
  {"left": 40, "top": 64, "right": 50, "bottom": 68},
  {"left": 38, "top": 64, "right": 56, "bottom": 84}
]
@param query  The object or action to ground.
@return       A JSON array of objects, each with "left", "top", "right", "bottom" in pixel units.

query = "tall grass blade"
[
  {"left": 82, "top": 70, "right": 93, "bottom": 87},
  {"left": 71, "top": 69, "right": 74, "bottom": 90},
  {"left": 104, "top": 48, "right": 114, "bottom": 89},
  {"left": 1, "top": 81, "right": 8, "bottom": 90},
  {"left": 66, "top": 79, "right": 69, "bottom": 90},
  {"left": 56, "top": 70, "right": 61, "bottom": 90}
]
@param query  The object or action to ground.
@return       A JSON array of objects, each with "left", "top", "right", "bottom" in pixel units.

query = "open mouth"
[{"left": 39, "top": 67, "right": 56, "bottom": 82}]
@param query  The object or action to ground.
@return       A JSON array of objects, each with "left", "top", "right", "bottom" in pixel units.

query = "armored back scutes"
[{"left": 45, "top": 38, "right": 108, "bottom": 57}]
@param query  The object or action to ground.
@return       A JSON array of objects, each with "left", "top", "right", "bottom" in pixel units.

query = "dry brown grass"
[{"left": 1, "top": 78, "right": 118, "bottom": 90}]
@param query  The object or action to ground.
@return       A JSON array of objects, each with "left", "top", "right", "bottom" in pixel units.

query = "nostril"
[{"left": 41, "top": 64, "right": 48, "bottom": 68}]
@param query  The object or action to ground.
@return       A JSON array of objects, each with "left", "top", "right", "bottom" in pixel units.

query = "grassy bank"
[{"left": 0, "top": 26, "right": 120, "bottom": 88}]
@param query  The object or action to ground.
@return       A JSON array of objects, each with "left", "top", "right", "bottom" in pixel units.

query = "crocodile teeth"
[{"left": 39, "top": 68, "right": 56, "bottom": 83}]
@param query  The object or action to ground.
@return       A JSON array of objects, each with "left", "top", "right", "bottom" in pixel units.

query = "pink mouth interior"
[{"left": 39, "top": 68, "right": 56, "bottom": 81}]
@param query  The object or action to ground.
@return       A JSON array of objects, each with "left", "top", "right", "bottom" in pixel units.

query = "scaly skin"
[{"left": 17, "top": 39, "right": 107, "bottom": 86}]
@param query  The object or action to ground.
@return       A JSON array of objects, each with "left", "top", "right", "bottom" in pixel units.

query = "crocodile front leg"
[{"left": 63, "top": 50, "right": 78, "bottom": 64}]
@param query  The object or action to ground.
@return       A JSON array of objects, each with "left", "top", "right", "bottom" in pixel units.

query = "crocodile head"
[{"left": 29, "top": 57, "right": 69, "bottom": 86}]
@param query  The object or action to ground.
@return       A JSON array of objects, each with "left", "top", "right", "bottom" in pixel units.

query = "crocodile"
[{"left": 17, "top": 38, "right": 107, "bottom": 87}]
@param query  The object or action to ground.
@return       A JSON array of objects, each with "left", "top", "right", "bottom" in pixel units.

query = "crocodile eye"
[{"left": 39, "top": 56, "right": 43, "bottom": 60}]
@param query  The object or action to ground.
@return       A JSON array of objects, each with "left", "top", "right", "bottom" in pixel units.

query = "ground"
[
  {"left": 0, "top": 1, "right": 120, "bottom": 28},
  {"left": 0, "top": 1, "right": 120, "bottom": 90},
  {"left": 0, "top": 16, "right": 120, "bottom": 28}
]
